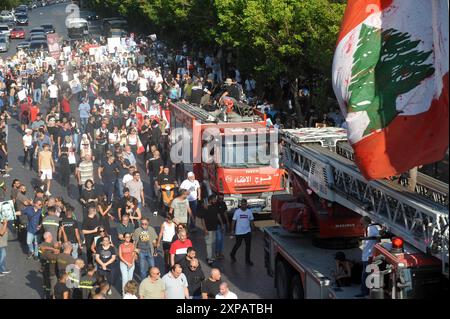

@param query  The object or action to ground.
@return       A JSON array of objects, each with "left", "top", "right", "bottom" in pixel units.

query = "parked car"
[
  {"left": 10, "top": 27, "right": 26, "bottom": 39},
  {"left": 16, "top": 41, "right": 30, "bottom": 50},
  {"left": 16, "top": 5, "right": 28, "bottom": 14},
  {"left": 41, "top": 24, "right": 55, "bottom": 34},
  {"left": 15, "top": 14, "right": 29, "bottom": 25},
  {"left": 0, "top": 17, "right": 15, "bottom": 28},
  {"left": 0, "top": 24, "right": 11, "bottom": 38},
  {"left": 0, "top": 37, "right": 9, "bottom": 52},
  {"left": 30, "top": 27, "right": 45, "bottom": 35},
  {"left": 80, "top": 10, "right": 100, "bottom": 21},
  {"left": 0, "top": 11, "right": 15, "bottom": 22}
]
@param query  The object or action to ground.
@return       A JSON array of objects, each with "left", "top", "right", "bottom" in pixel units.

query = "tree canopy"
[{"left": 89, "top": 0, "right": 345, "bottom": 102}]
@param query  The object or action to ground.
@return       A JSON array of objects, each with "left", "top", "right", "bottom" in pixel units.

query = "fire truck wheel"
[
  {"left": 275, "top": 259, "right": 292, "bottom": 299},
  {"left": 291, "top": 275, "right": 304, "bottom": 299}
]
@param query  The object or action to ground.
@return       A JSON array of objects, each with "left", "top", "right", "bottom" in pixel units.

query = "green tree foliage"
[
  {"left": 89, "top": 0, "right": 345, "bottom": 105},
  {"left": 2, "top": 0, "right": 24, "bottom": 9}
]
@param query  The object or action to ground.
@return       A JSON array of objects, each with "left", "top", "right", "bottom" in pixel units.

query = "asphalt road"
[{"left": 0, "top": 3, "right": 276, "bottom": 299}]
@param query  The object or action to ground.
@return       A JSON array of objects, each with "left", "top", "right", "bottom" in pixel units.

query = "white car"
[
  {"left": 0, "top": 11, "right": 15, "bottom": 22},
  {"left": 0, "top": 37, "right": 9, "bottom": 52},
  {"left": 0, "top": 24, "right": 11, "bottom": 38}
]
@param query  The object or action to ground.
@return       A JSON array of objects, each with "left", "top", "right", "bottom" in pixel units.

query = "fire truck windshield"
[{"left": 220, "top": 141, "right": 278, "bottom": 168}]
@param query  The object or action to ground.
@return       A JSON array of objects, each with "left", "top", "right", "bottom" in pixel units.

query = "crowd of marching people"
[{"left": 0, "top": 32, "right": 274, "bottom": 299}]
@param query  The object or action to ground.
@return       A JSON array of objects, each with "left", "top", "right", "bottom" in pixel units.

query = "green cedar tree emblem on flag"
[{"left": 348, "top": 23, "right": 435, "bottom": 136}]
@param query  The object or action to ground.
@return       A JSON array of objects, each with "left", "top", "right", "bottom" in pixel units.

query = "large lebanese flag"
[{"left": 332, "top": 0, "right": 449, "bottom": 180}]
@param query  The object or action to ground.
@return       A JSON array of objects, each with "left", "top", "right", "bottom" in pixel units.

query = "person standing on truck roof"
[
  {"left": 355, "top": 216, "right": 381, "bottom": 298},
  {"left": 229, "top": 199, "right": 254, "bottom": 266},
  {"left": 179, "top": 172, "right": 201, "bottom": 231}
]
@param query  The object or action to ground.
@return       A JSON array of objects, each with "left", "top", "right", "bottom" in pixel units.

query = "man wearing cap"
[{"left": 180, "top": 172, "right": 201, "bottom": 230}]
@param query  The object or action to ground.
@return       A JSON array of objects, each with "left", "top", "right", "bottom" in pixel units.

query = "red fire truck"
[
  {"left": 264, "top": 128, "right": 448, "bottom": 298},
  {"left": 169, "top": 101, "right": 285, "bottom": 213}
]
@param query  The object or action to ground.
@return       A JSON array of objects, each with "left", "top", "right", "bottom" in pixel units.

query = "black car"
[
  {"left": 16, "top": 41, "right": 30, "bottom": 50},
  {"left": 28, "top": 40, "right": 48, "bottom": 52},
  {"left": 30, "top": 34, "right": 46, "bottom": 42},
  {"left": 16, "top": 14, "right": 29, "bottom": 25},
  {"left": 41, "top": 24, "right": 55, "bottom": 34},
  {"left": 30, "top": 27, "right": 45, "bottom": 35},
  {"left": 80, "top": 10, "right": 100, "bottom": 21},
  {"left": 15, "top": 6, "right": 28, "bottom": 16}
]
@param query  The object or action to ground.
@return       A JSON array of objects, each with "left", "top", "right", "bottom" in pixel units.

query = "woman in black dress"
[
  {"left": 80, "top": 179, "right": 97, "bottom": 219},
  {"left": 97, "top": 194, "right": 114, "bottom": 234}
]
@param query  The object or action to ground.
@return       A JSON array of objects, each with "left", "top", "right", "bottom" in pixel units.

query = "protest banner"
[
  {"left": 47, "top": 33, "right": 61, "bottom": 60},
  {"left": 0, "top": 200, "right": 16, "bottom": 221}
]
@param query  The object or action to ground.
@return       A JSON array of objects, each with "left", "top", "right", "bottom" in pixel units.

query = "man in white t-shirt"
[
  {"left": 22, "top": 129, "right": 34, "bottom": 170},
  {"left": 138, "top": 76, "right": 149, "bottom": 93},
  {"left": 127, "top": 67, "right": 139, "bottom": 92},
  {"left": 119, "top": 82, "right": 129, "bottom": 94},
  {"left": 215, "top": 282, "right": 238, "bottom": 299},
  {"left": 94, "top": 97, "right": 105, "bottom": 107},
  {"left": 48, "top": 80, "right": 59, "bottom": 108},
  {"left": 136, "top": 92, "right": 148, "bottom": 108},
  {"left": 179, "top": 172, "right": 201, "bottom": 230},
  {"left": 153, "top": 70, "right": 164, "bottom": 86},
  {"left": 102, "top": 99, "right": 114, "bottom": 115},
  {"left": 230, "top": 199, "right": 254, "bottom": 266},
  {"left": 122, "top": 166, "right": 136, "bottom": 186}
]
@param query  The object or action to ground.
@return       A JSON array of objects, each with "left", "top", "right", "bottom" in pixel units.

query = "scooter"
[{"left": 160, "top": 183, "right": 176, "bottom": 209}]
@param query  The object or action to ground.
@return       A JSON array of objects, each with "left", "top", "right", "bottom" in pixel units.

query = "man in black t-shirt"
[
  {"left": 198, "top": 195, "right": 224, "bottom": 265},
  {"left": 59, "top": 206, "right": 83, "bottom": 259},
  {"left": 98, "top": 155, "right": 119, "bottom": 204},
  {"left": 117, "top": 187, "right": 135, "bottom": 220},
  {"left": 32, "top": 73, "right": 43, "bottom": 104},
  {"left": 82, "top": 207, "right": 100, "bottom": 264},
  {"left": 215, "top": 195, "right": 230, "bottom": 259},
  {"left": 140, "top": 117, "right": 152, "bottom": 163},
  {"left": 150, "top": 121, "right": 162, "bottom": 150},
  {"left": 218, "top": 78, "right": 241, "bottom": 105},
  {"left": 147, "top": 151, "right": 164, "bottom": 202},
  {"left": 201, "top": 268, "right": 222, "bottom": 299},
  {"left": 155, "top": 167, "right": 177, "bottom": 188}
]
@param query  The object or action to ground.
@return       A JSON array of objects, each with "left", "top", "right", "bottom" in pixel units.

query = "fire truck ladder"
[
  {"left": 175, "top": 102, "right": 218, "bottom": 123},
  {"left": 281, "top": 128, "right": 449, "bottom": 277},
  {"left": 335, "top": 142, "right": 449, "bottom": 207}
]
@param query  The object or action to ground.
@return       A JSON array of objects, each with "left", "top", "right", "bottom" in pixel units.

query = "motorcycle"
[{"left": 160, "top": 183, "right": 176, "bottom": 209}]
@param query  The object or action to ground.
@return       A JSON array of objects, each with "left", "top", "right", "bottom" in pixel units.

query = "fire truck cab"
[{"left": 169, "top": 101, "right": 285, "bottom": 213}]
